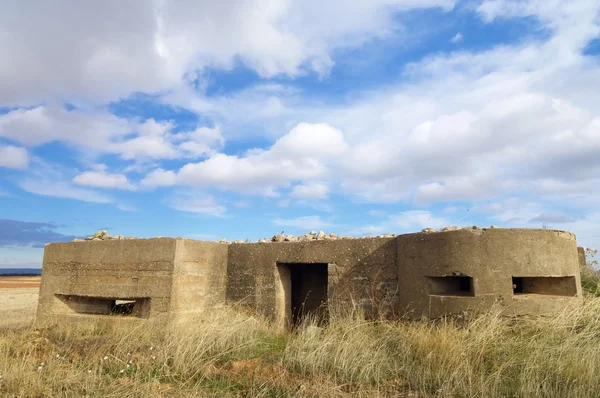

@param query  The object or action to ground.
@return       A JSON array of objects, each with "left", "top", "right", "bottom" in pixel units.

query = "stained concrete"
[
  {"left": 36, "top": 238, "right": 177, "bottom": 327},
  {"left": 226, "top": 238, "right": 398, "bottom": 327},
  {"left": 170, "top": 239, "right": 228, "bottom": 323},
  {"left": 36, "top": 228, "right": 585, "bottom": 328},
  {"left": 397, "top": 228, "right": 582, "bottom": 318}
]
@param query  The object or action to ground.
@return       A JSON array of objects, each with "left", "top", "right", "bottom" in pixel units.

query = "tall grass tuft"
[{"left": 2, "top": 297, "right": 600, "bottom": 396}]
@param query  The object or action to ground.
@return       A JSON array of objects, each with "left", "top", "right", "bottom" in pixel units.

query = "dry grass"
[
  {"left": 2, "top": 264, "right": 600, "bottom": 397},
  {"left": 0, "top": 297, "right": 599, "bottom": 397}
]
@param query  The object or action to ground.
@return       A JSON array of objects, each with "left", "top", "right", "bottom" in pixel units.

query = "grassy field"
[{"left": 1, "top": 270, "right": 600, "bottom": 397}]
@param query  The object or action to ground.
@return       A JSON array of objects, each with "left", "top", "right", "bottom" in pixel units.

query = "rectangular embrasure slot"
[
  {"left": 426, "top": 276, "right": 474, "bottom": 297},
  {"left": 512, "top": 276, "right": 577, "bottom": 296},
  {"left": 54, "top": 295, "right": 151, "bottom": 318}
]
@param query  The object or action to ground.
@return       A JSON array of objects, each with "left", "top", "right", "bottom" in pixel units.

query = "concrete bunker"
[
  {"left": 277, "top": 262, "right": 328, "bottom": 327},
  {"left": 36, "top": 228, "right": 585, "bottom": 327},
  {"left": 512, "top": 276, "right": 577, "bottom": 296}
]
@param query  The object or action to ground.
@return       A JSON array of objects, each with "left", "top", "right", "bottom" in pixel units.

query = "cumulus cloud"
[
  {"left": 168, "top": 192, "right": 226, "bottom": 217},
  {"left": 140, "top": 168, "right": 177, "bottom": 188},
  {"left": 20, "top": 179, "right": 114, "bottom": 204},
  {"left": 0, "top": 106, "right": 224, "bottom": 162},
  {"left": 0, "top": 0, "right": 456, "bottom": 106},
  {"left": 174, "top": 123, "right": 347, "bottom": 193},
  {"left": 155, "top": 0, "right": 600, "bottom": 209},
  {"left": 73, "top": 171, "right": 136, "bottom": 190},
  {"left": 2, "top": 0, "right": 600, "bottom": 249},
  {"left": 0, "top": 105, "right": 130, "bottom": 148},
  {"left": 0, "top": 144, "right": 28, "bottom": 169},
  {"left": 17, "top": 159, "right": 138, "bottom": 209},
  {"left": 290, "top": 182, "right": 329, "bottom": 200}
]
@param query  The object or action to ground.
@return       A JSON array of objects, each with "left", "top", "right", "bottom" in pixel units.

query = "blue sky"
[{"left": 1, "top": 0, "right": 600, "bottom": 268}]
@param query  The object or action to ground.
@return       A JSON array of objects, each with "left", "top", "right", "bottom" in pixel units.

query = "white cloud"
[
  {"left": 116, "top": 204, "right": 139, "bottom": 212},
  {"left": 450, "top": 32, "right": 463, "bottom": 43},
  {"left": 174, "top": 126, "right": 225, "bottom": 157},
  {"left": 168, "top": 192, "right": 226, "bottom": 217},
  {"left": 140, "top": 168, "right": 177, "bottom": 188},
  {"left": 151, "top": 1, "right": 600, "bottom": 216},
  {"left": 175, "top": 123, "right": 347, "bottom": 193},
  {"left": 289, "top": 181, "right": 329, "bottom": 199},
  {"left": 0, "top": 144, "right": 29, "bottom": 169},
  {"left": 73, "top": 171, "right": 136, "bottom": 190},
  {"left": 273, "top": 215, "right": 332, "bottom": 230},
  {"left": 0, "top": 0, "right": 456, "bottom": 106},
  {"left": 2, "top": 0, "right": 600, "bottom": 249},
  {"left": 15, "top": 159, "right": 139, "bottom": 210},
  {"left": 19, "top": 179, "right": 113, "bottom": 204},
  {"left": 0, "top": 105, "right": 130, "bottom": 148},
  {"left": 0, "top": 106, "right": 224, "bottom": 162}
]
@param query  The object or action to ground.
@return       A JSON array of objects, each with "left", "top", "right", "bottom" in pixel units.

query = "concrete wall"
[
  {"left": 36, "top": 228, "right": 585, "bottom": 328},
  {"left": 169, "top": 240, "right": 228, "bottom": 323},
  {"left": 578, "top": 246, "right": 587, "bottom": 269},
  {"left": 37, "top": 238, "right": 171, "bottom": 326},
  {"left": 226, "top": 238, "right": 398, "bottom": 327},
  {"left": 36, "top": 238, "right": 231, "bottom": 327},
  {"left": 397, "top": 228, "right": 583, "bottom": 318}
]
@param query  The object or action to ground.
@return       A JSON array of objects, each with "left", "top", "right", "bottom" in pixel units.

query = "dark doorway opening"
[{"left": 278, "top": 263, "right": 328, "bottom": 327}]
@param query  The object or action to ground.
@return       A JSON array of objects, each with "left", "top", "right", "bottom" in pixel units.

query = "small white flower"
[
  {"left": 128, "top": 359, "right": 133, "bottom": 364},
  {"left": 103, "top": 356, "right": 109, "bottom": 361},
  {"left": 149, "top": 346, "right": 154, "bottom": 351},
  {"left": 37, "top": 366, "right": 43, "bottom": 372},
  {"left": 127, "top": 352, "right": 131, "bottom": 356},
  {"left": 56, "top": 354, "right": 60, "bottom": 358},
  {"left": 151, "top": 355, "right": 156, "bottom": 360},
  {"left": 88, "top": 370, "right": 92, "bottom": 373},
  {"left": 119, "top": 369, "right": 125, "bottom": 374}
]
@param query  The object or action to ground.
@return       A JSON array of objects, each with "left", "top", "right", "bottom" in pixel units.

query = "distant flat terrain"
[
  {"left": 0, "top": 276, "right": 41, "bottom": 288},
  {"left": 0, "top": 277, "right": 40, "bottom": 328}
]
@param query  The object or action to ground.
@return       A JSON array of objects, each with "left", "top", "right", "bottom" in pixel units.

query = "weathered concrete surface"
[
  {"left": 37, "top": 238, "right": 195, "bottom": 327},
  {"left": 36, "top": 229, "right": 585, "bottom": 327},
  {"left": 169, "top": 240, "right": 228, "bottom": 323},
  {"left": 227, "top": 238, "right": 398, "bottom": 327},
  {"left": 578, "top": 246, "right": 587, "bottom": 269},
  {"left": 397, "top": 228, "right": 583, "bottom": 318}
]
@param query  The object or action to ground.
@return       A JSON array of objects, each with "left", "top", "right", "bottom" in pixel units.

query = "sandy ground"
[
  {"left": 0, "top": 276, "right": 41, "bottom": 288},
  {"left": 0, "top": 277, "right": 40, "bottom": 329}
]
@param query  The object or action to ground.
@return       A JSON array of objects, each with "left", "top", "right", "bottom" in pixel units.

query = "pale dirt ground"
[{"left": 0, "top": 277, "right": 40, "bottom": 329}]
